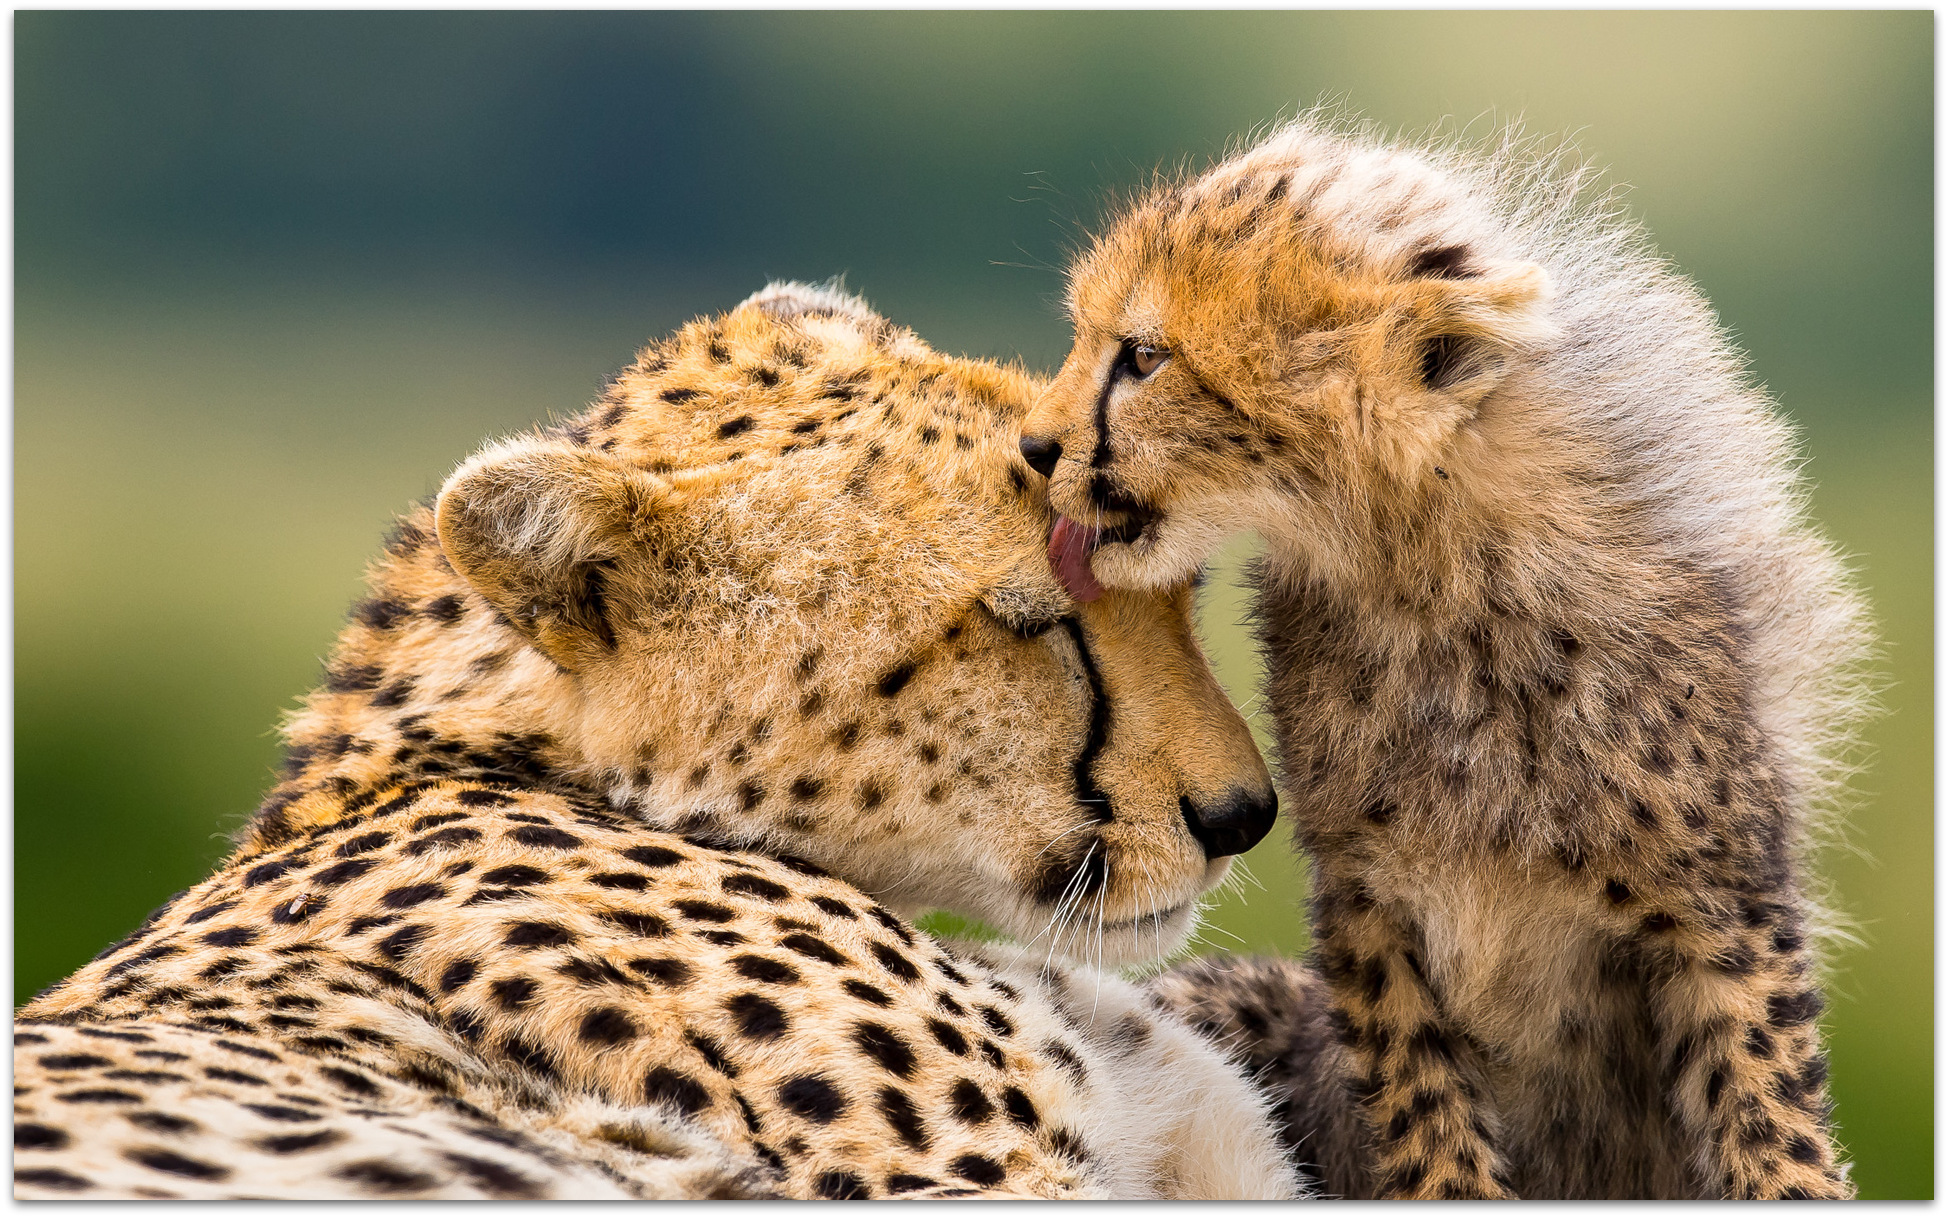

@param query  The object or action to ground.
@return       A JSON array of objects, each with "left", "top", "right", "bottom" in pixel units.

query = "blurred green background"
[{"left": 14, "top": 12, "right": 1930, "bottom": 1197}]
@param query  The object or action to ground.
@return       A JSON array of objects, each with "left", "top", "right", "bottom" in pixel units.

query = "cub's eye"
[{"left": 1116, "top": 340, "right": 1169, "bottom": 381}]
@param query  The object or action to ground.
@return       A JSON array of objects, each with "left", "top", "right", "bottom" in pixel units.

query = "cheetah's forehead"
[
  {"left": 1080, "top": 119, "right": 1516, "bottom": 314},
  {"left": 486, "top": 281, "right": 1057, "bottom": 637}
]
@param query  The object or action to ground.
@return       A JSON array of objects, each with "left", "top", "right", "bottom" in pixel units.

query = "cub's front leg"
[
  {"left": 1311, "top": 866, "right": 1515, "bottom": 1200},
  {"left": 1146, "top": 954, "right": 1375, "bottom": 1198},
  {"left": 1623, "top": 882, "right": 1852, "bottom": 1198}
]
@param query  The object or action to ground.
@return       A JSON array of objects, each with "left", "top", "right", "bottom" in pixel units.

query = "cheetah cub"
[{"left": 1022, "top": 118, "right": 1873, "bottom": 1199}]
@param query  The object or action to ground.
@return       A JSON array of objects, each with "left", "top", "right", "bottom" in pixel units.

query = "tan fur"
[
  {"left": 17, "top": 285, "right": 1299, "bottom": 1201},
  {"left": 1027, "top": 116, "right": 1873, "bottom": 1199}
]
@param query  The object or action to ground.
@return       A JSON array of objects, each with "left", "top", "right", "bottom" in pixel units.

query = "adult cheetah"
[
  {"left": 16, "top": 283, "right": 1301, "bottom": 1201},
  {"left": 1025, "top": 118, "right": 1872, "bottom": 1198}
]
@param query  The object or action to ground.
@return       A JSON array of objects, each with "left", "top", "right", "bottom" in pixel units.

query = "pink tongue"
[{"left": 1048, "top": 517, "right": 1105, "bottom": 603}]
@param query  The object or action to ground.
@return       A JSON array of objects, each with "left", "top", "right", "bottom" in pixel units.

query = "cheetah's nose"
[
  {"left": 1179, "top": 787, "right": 1278, "bottom": 860},
  {"left": 1019, "top": 435, "right": 1062, "bottom": 479}
]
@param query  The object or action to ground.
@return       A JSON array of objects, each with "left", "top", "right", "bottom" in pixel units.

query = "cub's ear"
[
  {"left": 1402, "top": 257, "right": 1558, "bottom": 395},
  {"left": 436, "top": 438, "right": 669, "bottom": 672}
]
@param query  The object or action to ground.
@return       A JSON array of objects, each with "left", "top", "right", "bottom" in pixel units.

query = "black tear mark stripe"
[
  {"left": 1089, "top": 359, "right": 1119, "bottom": 470},
  {"left": 1057, "top": 618, "right": 1115, "bottom": 825}
]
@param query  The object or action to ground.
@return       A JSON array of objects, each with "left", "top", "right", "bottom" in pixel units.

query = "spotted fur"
[
  {"left": 1028, "top": 116, "right": 1872, "bottom": 1199},
  {"left": 17, "top": 284, "right": 1300, "bottom": 1201}
]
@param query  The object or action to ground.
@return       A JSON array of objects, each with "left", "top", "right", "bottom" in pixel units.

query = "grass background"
[{"left": 14, "top": 12, "right": 1930, "bottom": 1196}]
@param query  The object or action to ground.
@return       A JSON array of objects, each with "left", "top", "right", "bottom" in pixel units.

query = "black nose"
[
  {"left": 1019, "top": 435, "right": 1062, "bottom": 479},
  {"left": 1179, "top": 789, "right": 1278, "bottom": 860}
]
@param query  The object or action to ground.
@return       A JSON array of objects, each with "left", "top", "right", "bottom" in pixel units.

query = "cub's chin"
[{"left": 1085, "top": 485, "right": 1297, "bottom": 594}]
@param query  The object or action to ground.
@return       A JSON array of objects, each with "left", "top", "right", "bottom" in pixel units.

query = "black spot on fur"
[
  {"left": 949, "top": 1153, "right": 1006, "bottom": 1186},
  {"left": 1768, "top": 989, "right": 1824, "bottom": 1027},
  {"left": 506, "top": 825, "right": 581, "bottom": 850},
  {"left": 312, "top": 858, "right": 379, "bottom": 886},
  {"left": 503, "top": 922, "right": 572, "bottom": 949},
  {"left": 335, "top": 1158, "right": 439, "bottom": 1194},
  {"left": 125, "top": 1110, "right": 197, "bottom": 1134},
  {"left": 621, "top": 845, "right": 686, "bottom": 869},
  {"left": 687, "top": 1031, "right": 739, "bottom": 1079},
  {"left": 259, "top": 1128, "right": 346, "bottom": 1154},
  {"left": 878, "top": 1086, "right": 931, "bottom": 1150},
  {"left": 441, "top": 1152, "right": 544, "bottom": 1199},
  {"left": 476, "top": 864, "right": 547, "bottom": 888},
  {"left": 14, "top": 1167, "right": 93, "bottom": 1191},
  {"left": 674, "top": 899, "right": 736, "bottom": 924},
  {"left": 184, "top": 900, "right": 237, "bottom": 924},
  {"left": 810, "top": 896, "right": 856, "bottom": 919},
  {"left": 948, "top": 1078, "right": 994, "bottom": 1124},
  {"left": 731, "top": 954, "right": 800, "bottom": 985},
  {"left": 927, "top": 1018, "right": 970, "bottom": 1056},
  {"left": 717, "top": 415, "right": 756, "bottom": 439},
  {"left": 876, "top": 662, "right": 918, "bottom": 697},
  {"left": 871, "top": 942, "right": 921, "bottom": 982},
  {"left": 604, "top": 910, "right": 671, "bottom": 937},
  {"left": 852, "top": 1022, "right": 916, "bottom": 1077},
  {"left": 628, "top": 957, "right": 693, "bottom": 986},
  {"left": 867, "top": 905, "right": 912, "bottom": 943},
  {"left": 336, "top": 831, "right": 392, "bottom": 857},
  {"left": 376, "top": 923, "right": 428, "bottom": 960},
  {"left": 126, "top": 1147, "right": 231, "bottom": 1180},
  {"left": 1041, "top": 1039, "right": 1086, "bottom": 1082},
  {"left": 778, "top": 1074, "right": 847, "bottom": 1123},
  {"left": 244, "top": 859, "right": 296, "bottom": 887},
  {"left": 579, "top": 1006, "right": 640, "bottom": 1046},
  {"left": 781, "top": 933, "right": 849, "bottom": 966},
  {"left": 382, "top": 883, "right": 446, "bottom": 909},
  {"left": 1000, "top": 1085, "right": 1038, "bottom": 1130},
  {"left": 423, "top": 594, "right": 465, "bottom": 624},
  {"left": 584, "top": 873, "right": 646, "bottom": 894},
  {"left": 723, "top": 873, "right": 790, "bottom": 903},
  {"left": 326, "top": 663, "right": 383, "bottom": 694},
  {"left": 245, "top": 1102, "right": 323, "bottom": 1123},
  {"left": 1407, "top": 243, "right": 1479, "bottom": 280},
  {"left": 727, "top": 992, "right": 791, "bottom": 1040},
  {"left": 844, "top": 980, "right": 893, "bottom": 1007},
  {"left": 1049, "top": 1127, "right": 1091, "bottom": 1164},
  {"left": 499, "top": 1033, "right": 561, "bottom": 1081},
  {"left": 977, "top": 1005, "right": 1014, "bottom": 1038},
  {"left": 15, "top": 1123, "right": 71, "bottom": 1149}
]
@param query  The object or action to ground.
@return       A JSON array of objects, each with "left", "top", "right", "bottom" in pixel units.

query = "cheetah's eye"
[{"left": 1118, "top": 341, "right": 1169, "bottom": 380}]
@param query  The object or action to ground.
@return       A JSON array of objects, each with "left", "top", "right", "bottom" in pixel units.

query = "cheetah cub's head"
[
  {"left": 1022, "top": 119, "right": 1559, "bottom": 597},
  {"left": 434, "top": 283, "right": 1272, "bottom": 964}
]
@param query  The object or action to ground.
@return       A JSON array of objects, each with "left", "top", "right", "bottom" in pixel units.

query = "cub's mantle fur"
[{"left": 1031, "top": 116, "right": 1873, "bottom": 1199}]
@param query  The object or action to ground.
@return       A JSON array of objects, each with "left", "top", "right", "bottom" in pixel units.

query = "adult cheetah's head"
[
  {"left": 432, "top": 283, "right": 1273, "bottom": 964},
  {"left": 1021, "top": 119, "right": 1560, "bottom": 597}
]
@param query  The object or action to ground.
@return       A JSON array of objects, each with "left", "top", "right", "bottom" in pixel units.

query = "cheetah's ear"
[
  {"left": 738, "top": 279, "right": 883, "bottom": 327},
  {"left": 436, "top": 438, "right": 670, "bottom": 673},
  {"left": 1402, "top": 258, "right": 1558, "bottom": 396}
]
